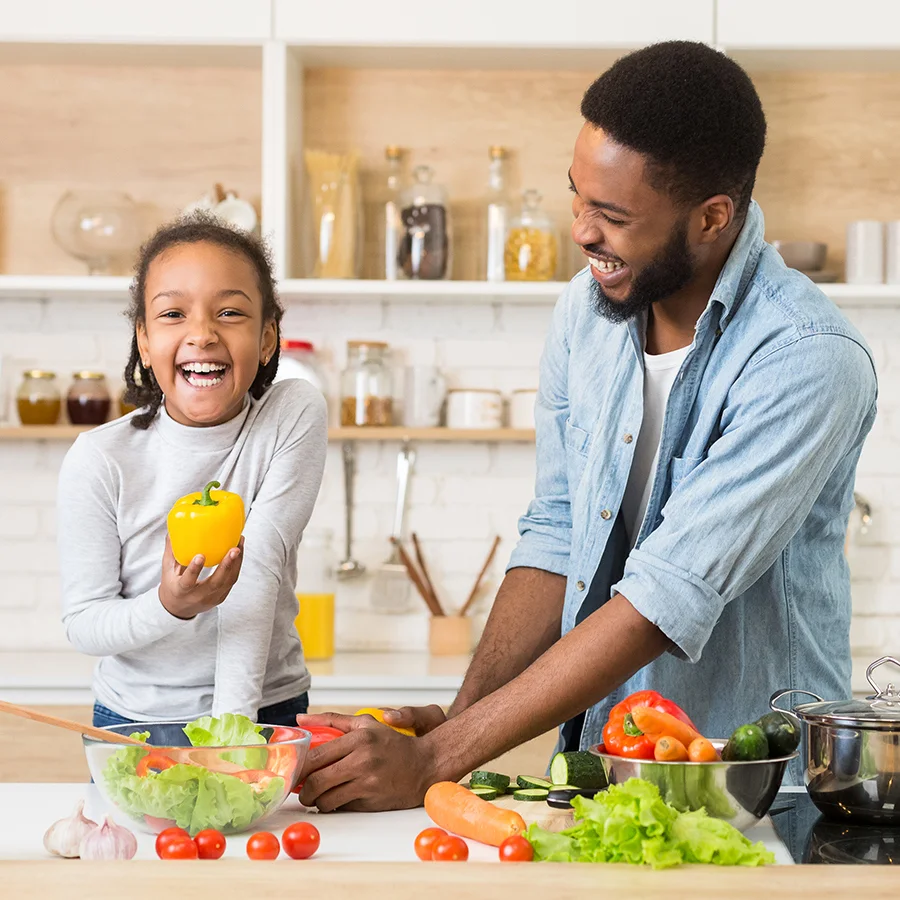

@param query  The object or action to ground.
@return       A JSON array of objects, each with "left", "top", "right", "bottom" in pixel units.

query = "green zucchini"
[
  {"left": 754, "top": 712, "right": 800, "bottom": 757},
  {"left": 549, "top": 751, "right": 607, "bottom": 790},
  {"left": 512, "top": 788, "right": 549, "bottom": 802},
  {"left": 516, "top": 775, "right": 553, "bottom": 790},
  {"left": 469, "top": 770, "right": 510, "bottom": 792},
  {"left": 722, "top": 724, "right": 769, "bottom": 762},
  {"left": 469, "top": 786, "right": 499, "bottom": 800}
]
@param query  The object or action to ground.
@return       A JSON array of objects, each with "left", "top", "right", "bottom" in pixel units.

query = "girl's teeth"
[{"left": 183, "top": 372, "right": 224, "bottom": 388}]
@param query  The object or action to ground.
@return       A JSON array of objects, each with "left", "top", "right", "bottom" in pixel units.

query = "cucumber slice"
[
  {"left": 512, "top": 788, "right": 550, "bottom": 802},
  {"left": 516, "top": 775, "right": 553, "bottom": 790},
  {"left": 549, "top": 751, "right": 607, "bottom": 790},
  {"left": 505, "top": 782, "right": 520, "bottom": 794},
  {"left": 469, "top": 786, "right": 499, "bottom": 800},
  {"left": 470, "top": 771, "right": 510, "bottom": 792}
]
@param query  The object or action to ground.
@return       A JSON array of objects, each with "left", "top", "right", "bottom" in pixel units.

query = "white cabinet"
[
  {"left": 274, "top": 0, "right": 713, "bottom": 47},
  {"left": 0, "top": 0, "right": 271, "bottom": 44}
]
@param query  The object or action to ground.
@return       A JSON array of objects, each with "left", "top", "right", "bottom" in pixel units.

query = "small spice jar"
[
  {"left": 67, "top": 371, "right": 111, "bottom": 425},
  {"left": 340, "top": 341, "right": 393, "bottom": 427},
  {"left": 16, "top": 370, "right": 61, "bottom": 425}
]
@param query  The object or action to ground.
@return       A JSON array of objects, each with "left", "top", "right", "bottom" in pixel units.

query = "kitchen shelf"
[{"left": 0, "top": 425, "right": 536, "bottom": 443}]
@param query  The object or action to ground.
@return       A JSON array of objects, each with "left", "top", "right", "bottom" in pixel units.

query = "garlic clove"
[
  {"left": 78, "top": 815, "right": 138, "bottom": 861},
  {"left": 43, "top": 800, "right": 99, "bottom": 858}
]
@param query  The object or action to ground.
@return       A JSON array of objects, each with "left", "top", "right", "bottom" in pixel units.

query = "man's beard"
[{"left": 587, "top": 221, "right": 695, "bottom": 324}]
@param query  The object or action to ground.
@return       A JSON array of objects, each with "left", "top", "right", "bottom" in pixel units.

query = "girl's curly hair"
[{"left": 124, "top": 212, "right": 284, "bottom": 429}]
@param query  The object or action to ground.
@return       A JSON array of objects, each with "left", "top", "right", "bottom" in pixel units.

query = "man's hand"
[
  {"left": 295, "top": 713, "right": 439, "bottom": 812},
  {"left": 158, "top": 535, "right": 244, "bottom": 620},
  {"left": 381, "top": 705, "right": 446, "bottom": 736}
]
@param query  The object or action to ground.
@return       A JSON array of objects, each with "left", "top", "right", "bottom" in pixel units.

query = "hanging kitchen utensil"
[
  {"left": 370, "top": 444, "right": 415, "bottom": 613},
  {"left": 336, "top": 441, "right": 365, "bottom": 580},
  {"left": 0, "top": 699, "right": 147, "bottom": 747}
]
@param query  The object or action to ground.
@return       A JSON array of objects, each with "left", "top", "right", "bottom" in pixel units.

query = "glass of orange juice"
[{"left": 294, "top": 530, "right": 336, "bottom": 660}]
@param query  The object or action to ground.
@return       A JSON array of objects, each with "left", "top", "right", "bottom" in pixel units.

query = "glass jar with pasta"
[
  {"left": 504, "top": 189, "right": 558, "bottom": 281},
  {"left": 340, "top": 341, "right": 393, "bottom": 427}
]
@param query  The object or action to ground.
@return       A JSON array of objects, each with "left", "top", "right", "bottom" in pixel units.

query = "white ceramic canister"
[
  {"left": 846, "top": 220, "right": 885, "bottom": 285},
  {"left": 509, "top": 389, "right": 538, "bottom": 430},
  {"left": 446, "top": 389, "right": 503, "bottom": 429}
]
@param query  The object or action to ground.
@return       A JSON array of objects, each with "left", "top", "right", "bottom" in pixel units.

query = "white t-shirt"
[
  {"left": 57, "top": 379, "right": 327, "bottom": 721},
  {"left": 621, "top": 343, "right": 692, "bottom": 547}
]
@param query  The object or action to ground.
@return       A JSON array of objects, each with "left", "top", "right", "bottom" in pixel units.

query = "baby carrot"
[
  {"left": 688, "top": 737, "right": 719, "bottom": 762},
  {"left": 654, "top": 736, "right": 689, "bottom": 761},
  {"left": 631, "top": 706, "right": 701, "bottom": 748}
]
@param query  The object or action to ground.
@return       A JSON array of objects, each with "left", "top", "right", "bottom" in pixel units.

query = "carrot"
[
  {"left": 424, "top": 782, "right": 526, "bottom": 847},
  {"left": 654, "top": 736, "right": 689, "bottom": 761},
  {"left": 687, "top": 737, "right": 718, "bottom": 762},
  {"left": 631, "top": 706, "right": 701, "bottom": 748}
]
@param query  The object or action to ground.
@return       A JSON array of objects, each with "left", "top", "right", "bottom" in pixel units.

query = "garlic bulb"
[
  {"left": 78, "top": 816, "right": 138, "bottom": 861},
  {"left": 43, "top": 801, "right": 98, "bottom": 858}
]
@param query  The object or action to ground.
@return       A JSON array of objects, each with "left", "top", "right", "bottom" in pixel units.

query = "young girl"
[{"left": 57, "top": 214, "right": 327, "bottom": 728}]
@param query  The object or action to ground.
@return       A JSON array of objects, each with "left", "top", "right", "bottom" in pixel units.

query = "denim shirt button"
[
  {"left": 600, "top": 509, "right": 612, "bottom": 520},
  {"left": 623, "top": 433, "right": 633, "bottom": 444},
  {"left": 576, "top": 580, "right": 586, "bottom": 591}
]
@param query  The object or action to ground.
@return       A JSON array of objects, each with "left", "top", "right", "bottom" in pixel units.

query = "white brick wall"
[{"left": 0, "top": 296, "right": 895, "bottom": 692}]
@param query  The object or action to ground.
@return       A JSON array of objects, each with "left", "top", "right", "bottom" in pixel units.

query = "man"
[{"left": 296, "top": 41, "right": 877, "bottom": 811}]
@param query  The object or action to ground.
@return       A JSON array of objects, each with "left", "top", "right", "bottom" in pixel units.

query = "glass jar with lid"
[
  {"left": 340, "top": 341, "right": 393, "bottom": 427},
  {"left": 16, "top": 371, "right": 61, "bottom": 426},
  {"left": 505, "top": 189, "right": 558, "bottom": 281},
  {"left": 274, "top": 340, "right": 327, "bottom": 395},
  {"left": 67, "top": 371, "right": 111, "bottom": 425},
  {"left": 398, "top": 165, "right": 452, "bottom": 280}
]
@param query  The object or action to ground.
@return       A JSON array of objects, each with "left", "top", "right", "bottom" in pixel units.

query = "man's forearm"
[
  {"left": 424, "top": 593, "right": 672, "bottom": 782},
  {"left": 448, "top": 567, "right": 565, "bottom": 717}
]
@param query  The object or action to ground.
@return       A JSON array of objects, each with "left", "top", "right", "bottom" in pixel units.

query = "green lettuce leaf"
[
  {"left": 182, "top": 713, "right": 268, "bottom": 770},
  {"left": 527, "top": 779, "right": 774, "bottom": 870}
]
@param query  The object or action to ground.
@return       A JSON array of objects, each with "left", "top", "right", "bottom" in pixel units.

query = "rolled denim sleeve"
[
  {"left": 613, "top": 332, "right": 877, "bottom": 663},
  {"left": 507, "top": 289, "right": 573, "bottom": 577}
]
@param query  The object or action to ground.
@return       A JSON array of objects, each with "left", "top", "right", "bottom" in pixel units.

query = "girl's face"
[{"left": 137, "top": 241, "right": 277, "bottom": 428}]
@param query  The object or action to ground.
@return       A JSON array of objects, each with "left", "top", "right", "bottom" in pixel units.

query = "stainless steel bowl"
[
  {"left": 771, "top": 655, "right": 900, "bottom": 826},
  {"left": 590, "top": 740, "right": 795, "bottom": 832}
]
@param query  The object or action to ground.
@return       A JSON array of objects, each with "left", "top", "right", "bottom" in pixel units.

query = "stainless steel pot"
[{"left": 771, "top": 656, "right": 900, "bottom": 825}]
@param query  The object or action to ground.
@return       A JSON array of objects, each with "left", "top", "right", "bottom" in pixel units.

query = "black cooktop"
[{"left": 769, "top": 790, "right": 899, "bottom": 865}]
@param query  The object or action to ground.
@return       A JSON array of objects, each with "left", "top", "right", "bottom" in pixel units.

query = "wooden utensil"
[
  {"left": 392, "top": 538, "right": 444, "bottom": 617},
  {"left": 459, "top": 535, "right": 501, "bottom": 617},
  {"left": 412, "top": 531, "right": 444, "bottom": 616},
  {"left": 0, "top": 699, "right": 148, "bottom": 746}
]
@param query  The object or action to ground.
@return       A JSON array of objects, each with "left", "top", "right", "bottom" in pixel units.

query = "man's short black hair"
[{"left": 581, "top": 41, "right": 766, "bottom": 226}]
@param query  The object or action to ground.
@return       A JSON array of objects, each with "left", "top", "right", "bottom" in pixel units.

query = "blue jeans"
[{"left": 92, "top": 693, "right": 310, "bottom": 729}]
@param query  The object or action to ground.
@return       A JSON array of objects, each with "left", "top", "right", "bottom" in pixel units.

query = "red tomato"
[
  {"left": 431, "top": 835, "right": 468, "bottom": 861},
  {"left": 498, "top": 835, "right": 534, "bottom": 863},
  {"left": 305, "top": 725, "right": 345, "bottom": 748},
  {"left": 246, "top": 831, "right": 281, "bottom": 861},
  {"left": 193, "top": 829, "right": 226, "bottom": 860},
  {"left": 281, "top": 822, "right": 320, "bottom": 860},
  {"left": 414, "top": 827, "right": 447, "bottom": 862},
  {"left": 155, "top": 827, "right": 191, "bottom": 859},
  {"left": 269, "top": 726, "right": 299, "bottom": 742},
  {"left": 158, "top": 837, "right": 199, "bottom": 860}
]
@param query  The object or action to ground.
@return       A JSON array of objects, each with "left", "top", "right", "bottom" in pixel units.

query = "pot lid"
[{"left": 783, "top": 657, "right": 900, "bottom": 728}]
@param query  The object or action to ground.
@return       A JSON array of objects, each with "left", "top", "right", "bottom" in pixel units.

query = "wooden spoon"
[{"left": 0, "top": 699, "right": 148, "bottom": 746}]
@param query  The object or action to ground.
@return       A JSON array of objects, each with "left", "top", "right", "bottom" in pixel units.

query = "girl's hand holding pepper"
[{"left": 159, "top": 534, "right": 244, "bottom": 620}]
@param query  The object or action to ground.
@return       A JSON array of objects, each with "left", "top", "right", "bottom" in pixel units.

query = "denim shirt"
[{"left": 508, "top": 202, "right": 877, "bottom": 777}]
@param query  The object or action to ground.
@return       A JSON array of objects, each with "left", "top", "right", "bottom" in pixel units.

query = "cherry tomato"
[
  {"left": 158, "top": 837, "right": 199, "bottom": 860},
  {"left": 281, "top": 821, "right": 320, "bottom": 860},
  {"left": 414, "top": 827, "right": 447, "bottom": 861},
  {"left": 246, "top": 831, "right": 281, "bottom": 860},
  {"left": 193, "top": 829, "right": 226, "bottom": 860},
  {"left": 155, "top": 827, "right": 191, "bottom": 859},
  {"left": 498, "top": 835, "right": 534, "bottom": 862},
  {"left": 431, "top": 835, "right": 469, "bottom": 861}
]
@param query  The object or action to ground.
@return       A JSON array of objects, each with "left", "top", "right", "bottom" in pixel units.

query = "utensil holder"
[{"left": 429, "top": 616, "right": 472, "bottom": 656}]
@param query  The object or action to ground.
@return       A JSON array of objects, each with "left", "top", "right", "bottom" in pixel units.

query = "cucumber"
[
  {"left": 754, "top": 712, "right": 800, "bottom": 757},
  {"left": 549, "top": 751, "right": 607, "bottom": 790},
  {"left": 469, "top": 770, "right": 510, "bottom": 792},
  {"left": 505, "top": 783, "right": 520, "bottom": 794},
  {"left": 516, "top": 775, "right": 553, "bottom": 790},
  {"left": 469, "top": 786, "right": 499, "bottom": 800},
  {"left": 512, "top": 788, "right": 550, "bottom": 802},
  {"left": 722, "top": 724, "right": 769, "bottom": 762}
]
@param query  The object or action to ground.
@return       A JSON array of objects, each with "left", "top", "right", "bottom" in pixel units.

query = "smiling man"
[{"left": 296, "top": 41, "right": 878, "bottom": 811}]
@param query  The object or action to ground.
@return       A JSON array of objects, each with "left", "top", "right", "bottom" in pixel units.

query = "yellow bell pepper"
[
  {"left": 167, "top": 480, "right": 245, "bottom": 567},
  {"left": 354, "top": 707, "right": 416, "bottom": 736}
]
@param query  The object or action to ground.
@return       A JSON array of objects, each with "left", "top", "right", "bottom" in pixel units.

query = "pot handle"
[
  {"left": 865, "top": 656, "right": 900, "bottom": 700},
  {"left": 770, "top": 688, "right": 823, "bottom": 721}
]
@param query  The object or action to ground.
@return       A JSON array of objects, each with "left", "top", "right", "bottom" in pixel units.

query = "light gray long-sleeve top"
[{"left": 57, "top": 379, "right": 327, "bottom": 722}]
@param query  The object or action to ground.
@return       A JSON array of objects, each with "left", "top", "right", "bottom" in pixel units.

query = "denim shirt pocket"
[
  {"left": 565, "top": 419, "right": 592, "bottom": 456},
  {"left": 565, "top": 419, "right": 593, "bottom": 493},
  {"left": 670, "top": 455, "right": 704, "bottom": 491}
]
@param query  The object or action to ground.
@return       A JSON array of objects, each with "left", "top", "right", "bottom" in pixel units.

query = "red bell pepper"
[
  {"left": 602, "top": 690, "right": 697, "bottom": 760},
  {"left": 135, "top": 752, "right": 178, "bottom": 777}
]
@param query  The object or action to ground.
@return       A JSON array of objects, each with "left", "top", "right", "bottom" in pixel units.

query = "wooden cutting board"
[{"left": 492, "top": 794, "right": 574, "bottom": 832}]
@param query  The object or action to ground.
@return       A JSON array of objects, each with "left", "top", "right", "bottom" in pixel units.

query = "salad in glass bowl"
[{"left": 83, "top": 714, "right": 311, "bottom": 836}]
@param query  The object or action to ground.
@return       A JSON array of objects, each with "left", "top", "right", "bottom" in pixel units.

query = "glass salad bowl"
[{"left": 84, "top": 721, "right": 311, "bottom": 836}]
